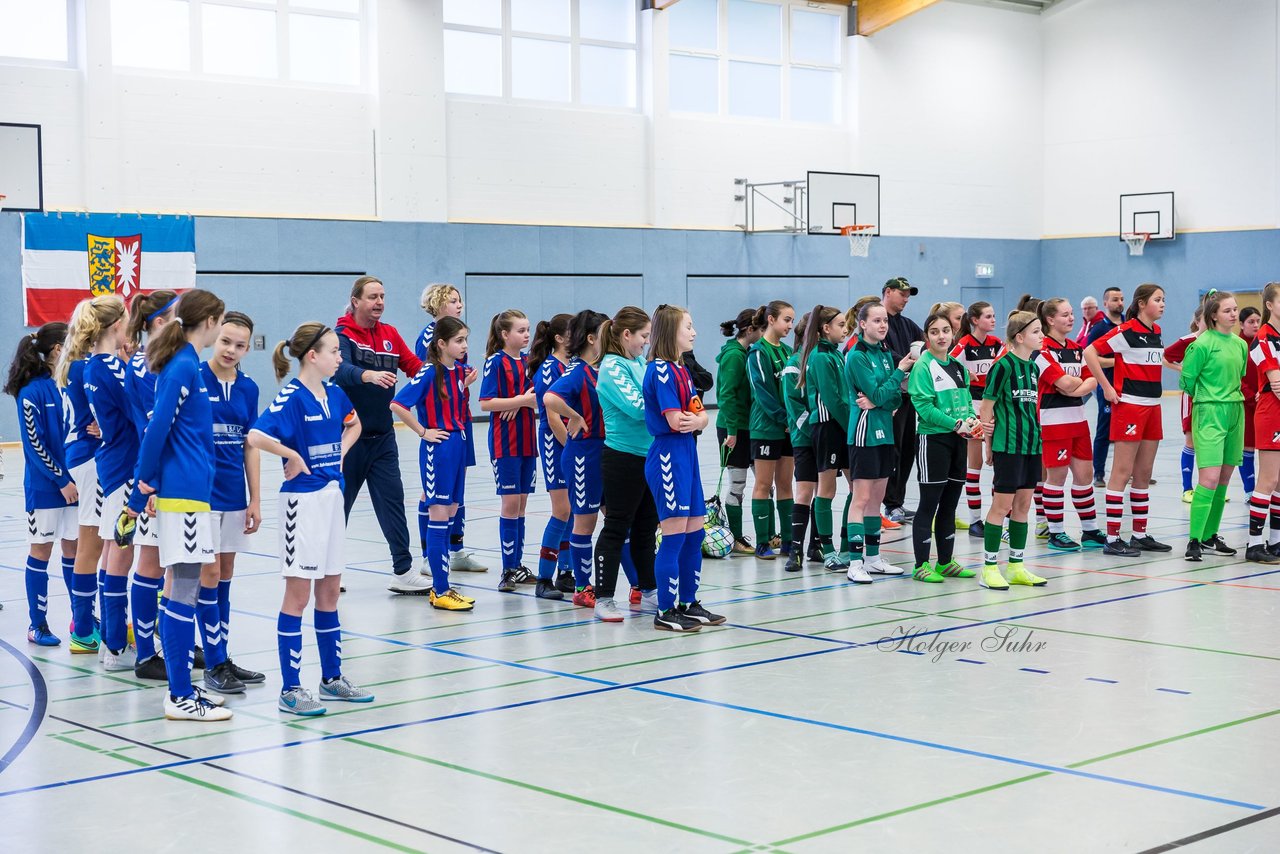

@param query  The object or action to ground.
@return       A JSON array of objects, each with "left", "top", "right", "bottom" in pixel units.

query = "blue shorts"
[
  {"left": 493, "top": 455, "right": 537, "bottom": 496},
  {"left": 565, "top": 437, "right": 604, "bottom": 515},
  {"left": 421, "top": 431, "right": 467, "bottom": 506},
  {"left": 540, "top": 425, "right": 567, "bottom": 491},
  {"left": 464, "top": 419, "right": 477, "bottom": 467},
  {"left": 647, "top": 434, "right": 706, "bottom": 521}
]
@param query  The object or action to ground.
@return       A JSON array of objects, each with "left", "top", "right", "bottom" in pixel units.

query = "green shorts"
[{"left": 1192, "top": 402, "right": 1245, "bottom": 468}]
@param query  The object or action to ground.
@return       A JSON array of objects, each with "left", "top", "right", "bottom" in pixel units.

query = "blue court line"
[
  {"left": 1021, "top": 667, "right": 1050, "bottom": 674},
  {"left": 0, "top": 638, "right": 48, "bottom": 775},
  {"left": 956, "top": 658, "right": 986, "bottom": 665},
  {"left": 1158, "top": 688, "right": 1192, "bottom": 695},
  {"left": 1086, "top": 677, "right": 1119, "bottom": 684}
]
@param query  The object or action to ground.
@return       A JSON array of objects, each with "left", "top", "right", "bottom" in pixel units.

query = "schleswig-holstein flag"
[{"left": 20, "top": 213, "right": 196, "bottom": 326}]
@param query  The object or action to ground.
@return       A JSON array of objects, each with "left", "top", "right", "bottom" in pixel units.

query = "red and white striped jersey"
[
  {"left": 1036, "top": 337, "right": 1092, "bottom": 438},
  {"left": 1092, "top": 319, "right": 1164, "bottom": 406}
]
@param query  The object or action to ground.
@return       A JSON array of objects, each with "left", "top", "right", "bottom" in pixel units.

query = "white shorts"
[
  {"left": 134, "top": 510, "right": 160, "bottom": 547},
  {"left": 70, "top": 459, "right": 102, "bottom": 529},
  {"left": 157, "top": 509, "right": 217, "bottom": 567},
  {"left": 97, "top": 481, "right": 134, "bottom": 541},
  {"left": 211, "top": 509, "right": 255, "bottom": 555},
  {"left": 280, "top": 482, "right": 345, "bottom": 579},
  {"left": 26, "top": 506, "right": 78, "bottom": 545}
]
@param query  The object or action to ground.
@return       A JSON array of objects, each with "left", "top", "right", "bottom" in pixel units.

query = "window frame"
[
  {"left": 108, "top": 0, "right": 368, "bottom": 91},
  {"left": 443, "top": 0, "right": 641, "bottom": 112},
  {"left": 0, "top": 0, "right": 77, "bottom": 68},
  {"left": 667, "top": 0, "right": 844, "bottom": 125}
]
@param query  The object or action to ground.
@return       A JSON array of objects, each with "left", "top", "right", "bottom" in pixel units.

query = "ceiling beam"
[{"left": 856, "top": 0, "right": 944, "bottom": 36}]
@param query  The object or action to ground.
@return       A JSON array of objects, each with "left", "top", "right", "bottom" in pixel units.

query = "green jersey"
[
  {"left": 747, "top": 337, "right": 793, "bottom": 440},
  {"left": 805, "top": 339, "right": 850, "bottom": 430},
  {"left": 1180, "top": 328, "right": 1247, "bottom": 404},
  {"left": 983, "top": 351, "right": 1042, "bottom": 455},
  {"left": 844, "top": 339, "right": 904, "bottom": 447},
  {"left": 780, "top": 351, "right": 811, "bottom": 447},
  {"left": 714, "top": 338, "right": 751, "bottom": 433},
  {"left": 909, "top": 351, "right": 972, "bottom": 436}
]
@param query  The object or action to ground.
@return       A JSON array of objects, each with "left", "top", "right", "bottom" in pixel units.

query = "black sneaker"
[
  {"left": 134, "top": 654, "right": 168, "bottom": 681},
  {"left": 193, "top": 645, "right": 205, "bottom": 671},
  {"left": 555, "top": 571, "right": 575, "bottom": 594},
  {"left": 784, "top": 551, "right": 803, "bottom": 573},
  {"left": 226, "top": 657, "right": 265, "bottom": 684},
  {"left": 498, "top": 570, "right": 518, "bottom": 593},
  {"left": 1080, "top": 529, "right": 1108, "bottom": 549},
  {"left": 1102, "top": 538, "right": 1141, "bottom": 557},
  {"left": 901, "top": 507, "right": 916, "bottom": 521},
  {"left": 807, "top": 541, "right": 824, "bottom": 564},
  {"left": 203, "top": 661, "right": 246, "bottom": 694},
  {"left": 1130, "top": 535, "right": 1172, "bottom": 553},
  {"left": 653, "top": 608, "right": 702, "bottom": 632},
  {"left": 1202, "top": 535, "right": 1237, "bottom": 556},
  {"left": 1245, "top": 544, "right": 1280, "bottom": 564},
  {"left": 1185, "top": 539, "right": 1203, "bottom": 562},
  {"left": 1269, "top": 541, "right": 1280, "bottom": 558},
  {"left": 535, "top": 579, "right": 564, "bottom": 600},
  {"left": 514, "top": 565, "right": 537, "bottom": 584},
  {"left": 678, "top": 601, "right": 726, "bottom": 626},
  {"left": 968, "top": 520, "right": 986, "bottom": 539}
]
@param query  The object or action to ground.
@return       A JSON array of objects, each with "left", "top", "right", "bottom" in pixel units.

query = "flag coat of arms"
[{"left": 20, "top": 213, "right": 196, "bottom": 326}]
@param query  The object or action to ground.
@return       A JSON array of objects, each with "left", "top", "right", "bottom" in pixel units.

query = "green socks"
[
  {"left": 864, "top": 514, "right": 882, "bottom": 558},
  {"left": 814, "top": 497, "right": 834, "bottom": 555},
  {"left": 841, "top": 494, "right": 853, "bottom": 551},
  {"left": 983, "top": 516, "right": 1003, "bottom": 564},
  {"left": 847, "top": 520, "right": 864, "bottom": 560},
  {"left": 1204, "top": 485, "right": 1229, "bottom": 540},
  {"left": 726, "top": 504, "right": 743, "bottom": 539},
  {"left": 777, "top": 499, "right": 794, "bottom": 542},
  {"left": 1189, "top": 484, "right": 1215, "bottom": 541},
  {"left": 752, "top": 498, "right": 774, "bottom": 544},
  {"left": 1007, "top": 519, "right": 1028, "bottom": 562}
]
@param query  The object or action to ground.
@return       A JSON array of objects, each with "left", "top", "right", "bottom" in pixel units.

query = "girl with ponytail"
[
  {"left": 1245, "top": 283, "right": 1280, "bottom": 560},
  {"left": 529, "top": 313, "right": 576, "bottom": 595},
  {"left": 746, "top": 300, "right": 796, "bottom": 559},
  {"left": 714, "top": 308, "right": 760, "bottom": 553}
]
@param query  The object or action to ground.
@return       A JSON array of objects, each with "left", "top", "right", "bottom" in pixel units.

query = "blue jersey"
[
  {"left": 643, "top": 359, "right": 700, "bottom": 437},
  {"left": 125, "top": 349, "right": 157, "bottom": 441},
  {"left": 85, "top": 353, "right": 140, "bottom": 495},
  {"left": 202, "top": 362, "right": 259, "bottom": 512},
  {"left": 414, "top": 320, "right": 437, "bottom": 362},
  {"left": 136, "top": 345, "right": 216, "bottom": 506},
  {"left": 414, "top": 319, "right": 473, "bottom": 426},
  {"left": 252, "top": 379, "right": 355, "bottom": 494},
  {"left": 17, "top": 373, "right": 73, "bottom": 512},
  {"left": 480, "top": 351, "right": 535, "bottom": 458},
  {"left": 392, "top": 363, "right": 469, "bottom": 432},
  {"left": 63, "top": 358, "right": 99, "bottom": 469},
  {"left": 547, "top": 361, "right": 605, "bottom": 440},
  {"left": 533, "top": 355, "right": 572, "bottom": 431}
]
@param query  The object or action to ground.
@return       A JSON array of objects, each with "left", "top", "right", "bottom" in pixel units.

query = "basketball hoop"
[
  {"left": 0, "top": 194, "right": 6, "bottom": 211},
  {"left": 841, "top": 224, "right": 875, "bottom": 258},
  {"left": 1123, "top": 232, "right": 1150, "bottom": 256}
]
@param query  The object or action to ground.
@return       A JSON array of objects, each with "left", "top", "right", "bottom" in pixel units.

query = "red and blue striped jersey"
[
  {"left": 534, "top": 355, "right": 573, "bottom": 431},
  {"left": 547, "top": 361, "right": 605, "bottom": 440},
  {"left": 480, "top": 351, "right": 535, "bottom": 458},
  {"left": 644, "top": 359, "right": 699, "bottom": 437},
  {"left": 392, "top": 363, "right": 469, "bottom": 432}
]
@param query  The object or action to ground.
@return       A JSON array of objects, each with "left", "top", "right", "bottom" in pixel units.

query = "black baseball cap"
[{"left": 883, "top": 277, "right": 919, "bottom": 296}]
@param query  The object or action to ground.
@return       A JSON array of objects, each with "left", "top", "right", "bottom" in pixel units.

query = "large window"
[
  {"left": 0, "top": 0, "right": 73, "bottom": 64},
  {"left": 443, "top": 0, "right": 638, "bottom": 109},
  {"left": 110, "top": 0, "right": 364, "bottom": 87},
  {"left": 668, "top": 0, "right": 843, "bottom": 123}
]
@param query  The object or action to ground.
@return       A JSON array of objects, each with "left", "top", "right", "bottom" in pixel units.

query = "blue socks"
[
  {"left": 102, "top": 573, "right": 128, "bottom": 652},
  {"left": 418, "top": 498, "right": 429, "bottom": 557},
  {"left": 678, "top": 528, "right": 705, "bottom": 605},
  {"left": 162, "top": 598, "right": 197, "bottom": 698},
  {"left": 198, "top": 585, "right": 225, "bottom": 670},
  {"left": 655, "top": 531, "right": 685, "bottom": 612},
  {"left": 277, "top": 611, "right": 303, "bottom": 691},
  {"left": 1241, "top": 449, "right": 1256, "bottom": 495},
  {"left": 570, "top": 532, "right": 593, "bottom": 589},
  {"left": 24, "top": 556, "right": 49, "bottom": 628},
  {"left": 449, "top": 504, "right": 466, "bottom": 553},
  {"left": 499, "top": 517, "right": 519, "bottom": 570},
  {"left": 60, "top": 556, "right": 74, "bottom": 599},
  {"left": 97, "top": 567, "right": 106, "bottom": 632},
  {"left": 428, "top": 519, "right": 451, "bottom": 595},
  {"left": 1181, "top": 445, "right": 1195, "bottom": 492},
  {"left": 517, "top": 516, "right": 526, "bottom": 564},
  {"left": 314, "top": 609, "right": 342, "bottom": 682},
  {"left": 217, "top": 579, "right": 232, "bottom": 647},
  {"left": 71, "top": 571, "right": 96, "bottom": 638},
  {"left": 620, "top": 538, "right": 638, "bottom": 588},
  {"left": 538, "top": 516, "right": 568, "bottom": 580},
  {"left": 130, "top": 574, "right": 162, "bottom": 660}
]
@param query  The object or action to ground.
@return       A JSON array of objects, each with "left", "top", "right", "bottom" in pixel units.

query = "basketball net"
[
  {"left": 1123, "top": 232, "right": 1150, "bottom": 256},
  {"left": 841, "top": 225, "right": 874, "bottom": 258}
]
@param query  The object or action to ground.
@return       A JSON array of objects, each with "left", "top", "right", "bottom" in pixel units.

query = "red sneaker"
[
  {"left": 880, "top": 514, "right": 902, "bottom": 531},
  {"left": 628, "top": 586, "right": 642, "bottom": 605},
  {"left": 571, "top": 586, "right": 597, "bottom": 608}
]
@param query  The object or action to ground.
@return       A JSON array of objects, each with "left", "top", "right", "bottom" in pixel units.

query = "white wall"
[{"left": 1042, "top": 0, "right": 1279, "bottom": 237}]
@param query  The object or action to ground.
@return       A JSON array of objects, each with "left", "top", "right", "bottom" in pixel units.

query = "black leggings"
[
  {"left": 913, "top": 478, "right": 964, "bottom": 567},
  {"left": 595, "top": 446, "right": 658, "bottom": 598}
]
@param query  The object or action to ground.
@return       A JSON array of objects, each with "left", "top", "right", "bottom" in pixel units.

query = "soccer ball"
[{"left": 702, "top": 524, "right": 734, "bottom": 559}]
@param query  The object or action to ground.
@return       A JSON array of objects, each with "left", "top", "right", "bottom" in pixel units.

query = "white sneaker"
[
  {"left": 594, "top": 598, "right": 624, "bottom": 622},
  {"left": 192, "top": 685, "right": 226, "bottom": 706},
  {"left": 846, "top": 561, "right": 872, "bottom": 584},
  {"left": 418, "top": 556, "right": 431, "bottom": 577},
  {"left": 164, "top": 692, "right": 233, "bottom": 722},
  {"left": 639, "top": 589, "right": 658, "bottom": 612},
  {"left": 388, "top": 571, "right": 435, "bottom": 595},
  {"left": 866, "top": 555, "right": 904, "bottom": 575},
  {"left": 449, "top": 550, "right": 488, "bottom": 572},
  {"left": 102, "top": 645, "right": 136, "bottom": 671}
]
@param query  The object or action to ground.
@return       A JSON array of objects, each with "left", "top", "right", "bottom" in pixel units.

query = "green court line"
[
  {"left": 298, "top": 675, "right": 561, "bottom": 720},
  {"left": 347, "top": 737, "right": 756, "bottom": 848},
  {"left": 575, "top": 636, "right": 799, "bottom": 675},
  {"left": 54, "top": 684, "right": 157, "bottom": 703},
  {"left": 363, "top": 662, "right": 499, "bottom": 688},
  {"left": 767, "top": 707, "right": 1280, "bottom": 846},
  {"left": 1004, "top": 623, "right": 1280, "bottom": 662},
  {"left": 29, "top": 654, "right": 146, "bottom": 688},
  {"left": 383, "top": 609, "right": 575, "bottom": 637}
]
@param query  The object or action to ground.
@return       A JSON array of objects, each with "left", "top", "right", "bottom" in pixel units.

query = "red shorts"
[
  {"left": 1180, "top": 394, "right": 1191, "bottom": 434},
  {"left": 1255, "top": 397, "right": 1280, "bottom": 450},
  {"left": 1041, "top": 428, "right": 1093, "bottom": 469},
  {"left": 1110, "top": 401, "right": 1163, "bottom": 442},
  {"left": 1245, "top": 399, "right": 1257, "bottom": 448}
]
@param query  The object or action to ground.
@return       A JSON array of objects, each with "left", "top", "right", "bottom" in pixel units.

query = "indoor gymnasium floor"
[{"left": 0, "top": 398, "right": 1275, "bottom": 853}]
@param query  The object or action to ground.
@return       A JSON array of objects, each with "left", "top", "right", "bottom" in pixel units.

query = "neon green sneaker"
[
  {"left": 978, "top": 564, "right": 1009, "bottom": 590},
  {"left": 913, "top": 562, "right": 944, "bottom": 583},
  {"left": 935, "top": 560, "right": 975, "bottom": 579},
  {"left": 1006, "top": 562, "right": 1047, "bottom": 586}
]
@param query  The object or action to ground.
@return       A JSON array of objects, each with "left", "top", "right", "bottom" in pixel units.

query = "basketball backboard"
[
  {"left": 1119, "top": 191, "right": 1174, "bottom": 241},
  {"left": 807, "top": 171, "right": 879, "bottom": 236}
]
